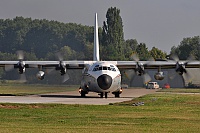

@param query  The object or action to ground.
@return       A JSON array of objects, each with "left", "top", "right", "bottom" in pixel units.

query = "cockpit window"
[
  {"left": 92, "top": 65, "right": 99, "bottom": 71},
  {"left": 111, "top": 67, "right": 116, "bottom": 71},
  {"left": 92, "top": 65, "right": 117, "bottom": 72},
  {"left": 110, "top": 65, "right": 116, "bottom": 71},
  {"left": 103, "top": 67, "right": 107, "bottom": 70},
  {"left": 99, "top": 67, "right": 103, "bottom": 70}
]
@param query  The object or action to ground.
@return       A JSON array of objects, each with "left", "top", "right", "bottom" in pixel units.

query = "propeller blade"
[
  {"left": 143, "top": 73, "right": 151, "bottom": 84},
  {"left": 62, "top": 73, "right": 69, "bottom": 83},
  {"left": 5, "top": 64, "right": 14, "bottom": 71},
  {"left": 187, "top": 55, "right": 196, "bottom": 61},
  {"left": 124, "top": 69, "right": 135, "bottom": 80},
  {"left": 184, "top": 71, "right": 193, "bottom": 83},
  {"left": 56, "top": 52, "right": 63, "bottom": 61},
  {"left": 19, "top": 73, "right": 27, "bottom": 83},
  {"left": 16, "top": 50, "right": 24, "bottom": 60},
  {"left": 169, "top": 71, "right": 177, "bottom": 80},
  {"left": 130, "top": 53, "right": 139, "bottom": 61},
  {"left": 45, "top": 68, "right": 55, "bottom": 74},
  {"left": 170, "top": 54, "right": 179, "bottom": 62}
]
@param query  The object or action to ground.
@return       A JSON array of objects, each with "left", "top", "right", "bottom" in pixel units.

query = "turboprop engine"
[
  {"left": 58, "top": 61, "right": 67, "bottom": 75},
  {"left": 17, "top": 61, "right": 26, "bottom": 74},
  {"left": 175, "top": 62, "right": 186, "bottom": 75},
  {"left": 36, "top": 71, "right": 45, "bottom": 80},
  {"left": 135, "top": 62, "right": 145, "bottom": 76},
  {"left": 154, "top": 72, "right": 164, "bottom": 80}
]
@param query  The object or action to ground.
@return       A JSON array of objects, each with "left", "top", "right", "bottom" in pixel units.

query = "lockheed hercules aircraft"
[{"left": 0, "top": 13, "right": 199, "bottom": 98}]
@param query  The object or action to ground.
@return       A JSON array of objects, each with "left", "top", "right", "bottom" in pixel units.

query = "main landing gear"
[
  {"left": 79, "top": 88, "right": 88, "bottom": 97},
  {"left": 99, "top": 88, "right": 123, "bottom": 98},
  {"left": 112, "top": 88, "right": 123, "bottom": 98},
  {"left": 99, "top": 92, "right": 108, "bottom": 98}
]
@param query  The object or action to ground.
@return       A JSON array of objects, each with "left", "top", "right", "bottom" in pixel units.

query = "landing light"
[
  {"left": 119, "top": 88, "right": 123, "bottom": 94},
  {"left": 79, "top": 89, "right": 82, "bottom": 94}
]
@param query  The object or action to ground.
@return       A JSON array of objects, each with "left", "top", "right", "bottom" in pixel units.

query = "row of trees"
[
  {"left": 0, "top": 7, "right": 199, "bottom": 84},
  {"left": 0, "top": 7, "right": 168, "bottom": 62},
  {"left": 170, "top": 36, "right": 200, "bottom": 60}
]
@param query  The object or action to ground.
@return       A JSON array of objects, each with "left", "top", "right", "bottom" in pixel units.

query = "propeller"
[
  {"left": 4, "top": 50, "right": 24, "bottom": 72},
  {"left": 55, "top": 51, "right": 70, "bottom": 83},
  {"left": 16, "top": 50, "right": 27, "bottom": 82},
  {"left": 169, "top": 54, "right": 193, "bottom": 81},
  {"left": 4, "top": 50, "right": 27, "bottom": 82},
  {"left": 124, "top": 53, "right": 152, "bottom": 84}
]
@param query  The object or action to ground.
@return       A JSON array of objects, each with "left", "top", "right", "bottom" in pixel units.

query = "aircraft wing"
[
  {"left": 113, "top": 60, "right": 200, "bottom": 69},
  {"left": 1, "top": 60, "right": 199, "bottom": 70},
  {"left": 0, "top": 61, "right": 95, "bottom": 70}
]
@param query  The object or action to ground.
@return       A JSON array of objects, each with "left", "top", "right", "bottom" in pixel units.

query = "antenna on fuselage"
[{"left": 93, "top": 13, "right": 100, "bottom": 61}]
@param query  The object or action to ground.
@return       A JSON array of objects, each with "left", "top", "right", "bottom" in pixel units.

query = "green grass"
[
  {"left": 158, "top": 88, "right": 200, "bottom": 93},
  {"left": 0, "top": 93, "right": 200, "bottom": 132},
  {"left": 0, "top": 84, "right": 79, "bottom": 96}
]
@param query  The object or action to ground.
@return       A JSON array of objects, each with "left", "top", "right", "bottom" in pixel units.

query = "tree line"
[{"left": 0, "top": 7, "right": 199, "bottom": 84}]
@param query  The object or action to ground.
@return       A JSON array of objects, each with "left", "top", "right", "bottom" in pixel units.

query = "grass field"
[
  {"left": 0, "top": 85, "right": 200, "bottom": 132},
  {"left": 0, "top": 84, "right": 79, "bottom": 96},
  {"left": 158, "top": 88, "right": 200, "bottom": 93}
]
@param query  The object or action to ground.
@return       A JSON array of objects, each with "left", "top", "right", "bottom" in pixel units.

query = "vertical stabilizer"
[{"left": 93, "top": 13, "right": 100, "bottom": 61}]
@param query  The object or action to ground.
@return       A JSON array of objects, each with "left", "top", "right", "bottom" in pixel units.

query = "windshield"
[{"left": 93, "top": 65, "right": 117, "bottom": 72}]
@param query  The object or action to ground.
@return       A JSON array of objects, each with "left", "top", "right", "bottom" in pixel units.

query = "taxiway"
[{"left": 0, "top": 88, "right": 157, "bottom": 105}]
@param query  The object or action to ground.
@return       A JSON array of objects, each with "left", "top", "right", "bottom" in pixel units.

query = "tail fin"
[{"left": 93, "top": 13, "right": 100, "bottom": 61}]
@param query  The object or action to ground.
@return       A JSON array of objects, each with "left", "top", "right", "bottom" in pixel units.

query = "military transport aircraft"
[{"left": 0, "top": 13, "right": 199, "bottom": 98}]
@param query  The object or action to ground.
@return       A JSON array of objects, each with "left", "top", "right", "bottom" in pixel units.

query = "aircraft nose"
[{"left": 97, "top": 74, "right": 112, "bottom": 90}]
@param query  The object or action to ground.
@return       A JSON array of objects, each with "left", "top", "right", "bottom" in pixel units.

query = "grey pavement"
[{"left": 0, "top": 88, "right": 157, "bottom": 105}]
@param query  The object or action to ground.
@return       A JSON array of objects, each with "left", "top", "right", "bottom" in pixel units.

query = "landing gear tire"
[
  {"left": 112, "top": 89, "right": 122, "bottom": 98},
  {"left": 100, "top": 93, "right": 103, "bottom": 98},
  {"left": 99, "top": 92, "right": 108, "bottom": 98},
  {"left": 81, "top": 91, "right": 86, "bottom": 97},
  {"left": 114, "top": 92, "right": 120, "bottom": 98},
  {"left": 105, "top": 92, "right": 108, "bottom": 98}
]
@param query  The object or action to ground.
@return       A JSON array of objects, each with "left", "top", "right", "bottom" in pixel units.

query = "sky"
[{"left": 0, "top": 0, "right": 200, "bottom": 54}]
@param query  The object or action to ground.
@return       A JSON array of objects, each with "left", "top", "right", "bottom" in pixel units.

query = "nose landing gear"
[{"left": 99, "top": 92, "right": 108, "bottom": 98}]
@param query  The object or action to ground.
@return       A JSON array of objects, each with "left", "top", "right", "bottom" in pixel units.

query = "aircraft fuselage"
[{"left": 80, "top": 62, "right": 121, "bottom": 95}]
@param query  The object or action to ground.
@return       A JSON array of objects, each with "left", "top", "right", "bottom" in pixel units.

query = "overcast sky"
[{"left": 0, "top": 0, "right": 200, "bottom": 53}]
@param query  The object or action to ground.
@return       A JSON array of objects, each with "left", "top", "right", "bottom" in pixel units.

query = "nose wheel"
[{"left": 99, "top": 92, "right": 108, "bottom": 98}]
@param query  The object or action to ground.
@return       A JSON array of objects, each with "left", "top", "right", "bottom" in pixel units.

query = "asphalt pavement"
[{"left": 0, "top": 88, "right": 157, "bottom": 105}]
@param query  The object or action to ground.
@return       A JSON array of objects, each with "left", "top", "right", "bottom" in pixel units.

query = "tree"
[
  {"left": 124, "top": 39, "right": 138, "bottom": 60},
  {"left": 170, "top": 36, "right": 200, "bottom": 60},
  {"left": 101, "top": 7, "right": 125, "bottom": 60},
  {"left": 149, "top": 47, "right": 167, "bottom": 60},
  {"left": 136, "top": 43, "right": 151, "bottom": 60}
]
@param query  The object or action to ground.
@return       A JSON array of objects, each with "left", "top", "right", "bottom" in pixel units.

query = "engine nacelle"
[
  {"left": 57, "top": 61, "right": 67, "bottom": 75},
  {"left": 135, "top": 62, "right": 145, "bottom": 76},
  {"left": 154, "top": 72, "right": 164, "bottom": 80},
  {"left": 36, "top": 71, "right": 45, "bottom": 80},
  {"left": 176, "top": 62, "right": 186, "bottom": 75},
  {"left": 17, "top": 61, "right": 25, "bottom": 74},
  {"left": 60, "top": 67, "right": 66, "bottom": 75}
]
